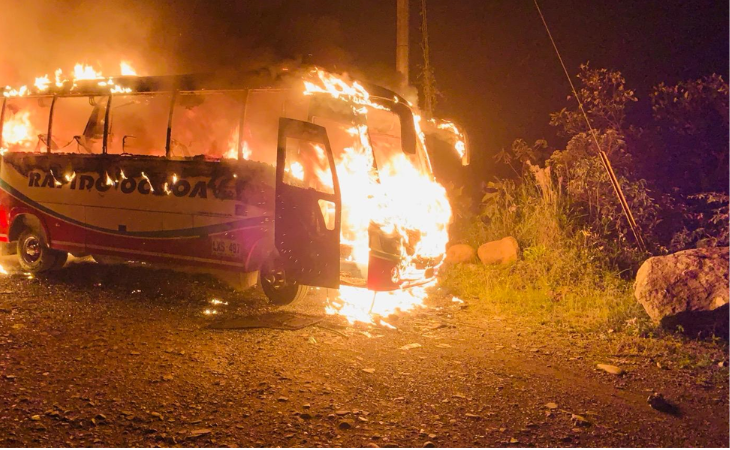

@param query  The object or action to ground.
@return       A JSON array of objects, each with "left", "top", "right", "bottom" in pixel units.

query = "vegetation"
[{"left": 442, "top": 64, "right": 729, "bottom": 335}]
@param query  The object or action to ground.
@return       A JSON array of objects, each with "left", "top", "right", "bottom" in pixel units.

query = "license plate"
[{"left": 211, "top": 237, "right": 242, "bottom": 259}]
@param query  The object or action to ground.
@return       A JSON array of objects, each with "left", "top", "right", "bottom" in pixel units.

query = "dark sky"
[{"left": 2, "top": 0, "right": 727, "bottom": 179}]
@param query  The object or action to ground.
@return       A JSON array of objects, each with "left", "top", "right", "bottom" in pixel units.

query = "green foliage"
[
  {"left": 443, "top": 169, "right": 648, "bottom": 332},
  {"left": 649, "top": 74, "right": 729, "bottom": 194},
  {"left": 444, "top": 64, "right": 729, "bottom": 334},
  {"left": 550, "top": 63, "right": 637, "bottom": 135}
]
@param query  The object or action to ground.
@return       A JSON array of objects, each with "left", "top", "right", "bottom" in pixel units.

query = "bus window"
[
  {"left": 170, "top": 92, "right": 244, "bottom": 160},
  {"left": 107, "top": 93, "right": 171, "bottom": 157},
  {"left": 282, "top": 136, "right": 335, "bottom": 195},
  {"left": 51, "top": 96, "right": 108, "bottom": 154},
  {"left": 309, "top": 96, "right": 360, "bottom": 162},
  {"left": 368, "top": 107, "right": 422, "bottom": 180},
  {"left": 2, "top": 96, "right": 52, "bottom": 153},
  {"left": 242, "top": 90, "right": 287, "bottom": 166}
]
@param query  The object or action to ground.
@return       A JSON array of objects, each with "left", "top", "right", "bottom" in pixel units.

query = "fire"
[
  {"left": 302, "top": 68, "right": 452, "bottom": 326},
  {"left": 34, "top": 75, "right": 50, "bottom": 91},
  {"left": 2, "top": 110, "right": 35, "bottom": 148},
  {"left": 120, "top": 61, "right": 137, "bottom": 76},
  {"left": 430, "top": 118, "right": 467, "bottom": 159},
  {"left": 3, "top": 60, "right": 138, "bottom": 97},
  {"left": 73, "top": 63, "right": 103, "bottom": 80},
  {"left": 326, "top": 282, "right": 435, "bottom": 326}
]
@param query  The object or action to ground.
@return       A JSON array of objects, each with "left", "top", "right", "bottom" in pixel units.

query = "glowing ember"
[{"left": 0, "top": 265, "right": 7, "bottom": 275}]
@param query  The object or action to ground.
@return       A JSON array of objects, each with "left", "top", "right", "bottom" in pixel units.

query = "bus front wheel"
[
  {"left": 16, "top": 229, "right": 67, "bottom": 273},
  {"left": 259, "top": 261, "right": 309, "bottom": 305}
]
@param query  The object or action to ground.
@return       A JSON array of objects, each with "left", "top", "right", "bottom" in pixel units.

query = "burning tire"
[
  {"left": 16, "top": 228, "right": 67, "bottom": 273},
  {"left": 259, "top": 260, "right": 309, "bottom": 305}
]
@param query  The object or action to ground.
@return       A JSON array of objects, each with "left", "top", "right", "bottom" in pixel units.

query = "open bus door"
[{"left": 273, "top": 118, "right": 341, "bottom": 290}]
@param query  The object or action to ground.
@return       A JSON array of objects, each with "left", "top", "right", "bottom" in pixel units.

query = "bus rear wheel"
[
  {"left": 16, "top": 229, "right": 67, "bottom": 273},
  {"left": 259, "top": 261, "right": 309, "bottom": 306}
]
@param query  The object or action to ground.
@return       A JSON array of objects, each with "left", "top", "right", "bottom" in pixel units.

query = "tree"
[{"left": 650, "top": 74, "right": 729, "bottom": 194}]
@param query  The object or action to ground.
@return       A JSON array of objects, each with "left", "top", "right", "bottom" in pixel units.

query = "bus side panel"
[
  {"left": 0, "top": 153, "right": 276, "bottom": 272},
  {"left": 0, "top": 154, "right": 86, "bottom": 253}
]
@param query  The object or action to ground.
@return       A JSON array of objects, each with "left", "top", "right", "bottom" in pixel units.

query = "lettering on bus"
[{"left": 26, "top": 171, "right": 209, "bottom": 199}]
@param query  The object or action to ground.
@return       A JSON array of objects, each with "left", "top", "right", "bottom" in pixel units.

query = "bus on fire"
[{"left": 0, "top": 67, "right": 468, "bottom": 305}]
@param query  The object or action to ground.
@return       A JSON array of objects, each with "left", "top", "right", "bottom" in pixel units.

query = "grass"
[
  {"left": 445, "top": 170, "right": 653, "bottom": 334},
  {"left": 441, "top": 257, "right": 649, "bottom": 333}
]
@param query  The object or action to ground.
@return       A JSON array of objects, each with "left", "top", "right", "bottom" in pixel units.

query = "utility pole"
[
  {"left": 420, "top": 0, "right": 436, "bottom": 117},
  {"left": 396, "top": 0, "right": 409, "bottom": 87}
]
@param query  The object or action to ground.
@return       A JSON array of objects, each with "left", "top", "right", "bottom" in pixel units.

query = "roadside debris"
[
  {"left": 399, "top": 343, "right": 422, "bottom": 350},
  {"left": 596, "top": 363, "right": 624, "bottom": 375},
  {"left": 647, "top": 392, "right": 681, "bottom": 416},
  {"left": 571, "top": 414, "right": 591, "bottom": 427}
]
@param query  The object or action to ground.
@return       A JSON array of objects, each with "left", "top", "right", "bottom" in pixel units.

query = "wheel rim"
[
  {"left": 263, "top": 267, "right": 288, "bottom": 290},
  {"left": 21, "top": 235, "right": 42, "bottom": 264}
]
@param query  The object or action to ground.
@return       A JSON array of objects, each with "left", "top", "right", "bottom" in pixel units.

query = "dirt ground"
[{"left": 0, "top": 257, "right": 728, "bottom": 448}]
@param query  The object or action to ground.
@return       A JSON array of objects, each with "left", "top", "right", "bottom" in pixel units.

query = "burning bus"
[{"left": 0, "top": 65, "right": 467, "bottom": 311}]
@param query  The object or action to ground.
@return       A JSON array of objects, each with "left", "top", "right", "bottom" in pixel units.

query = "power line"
[{"left": 532, "top": 0, "right": 647, "bottom": 252}]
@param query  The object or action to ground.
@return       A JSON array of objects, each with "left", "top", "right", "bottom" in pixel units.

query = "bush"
[
  {"left": 442, "top": 64, "right": 728, "bottom": 333},
  {"left": 443, "top": 168, "right": 649, "bottom": 332}
]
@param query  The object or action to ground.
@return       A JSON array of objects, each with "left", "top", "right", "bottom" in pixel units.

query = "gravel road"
[{"left": 0, "top": 257, "right": 727, "bottom": 447}]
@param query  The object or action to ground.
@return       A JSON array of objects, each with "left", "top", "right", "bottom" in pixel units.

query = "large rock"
[
  {"left": 444, "top": 244, "right": 476, "bottom": 264},
  {"left": 634, "top": 247, "right": 729, "bottom": 337},
  {"left": 477, "top": 237, "right": 519, "bottom": 265}
]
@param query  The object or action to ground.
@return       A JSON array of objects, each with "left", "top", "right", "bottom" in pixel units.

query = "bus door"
[{"left": 275, "top": 118, "right": 341, "bottom": 289}]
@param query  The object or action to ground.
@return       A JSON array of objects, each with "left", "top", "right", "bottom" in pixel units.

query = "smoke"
[
  {"left": 0, "top": 0, "right": 165, "bottom": 82},
  {"left": 0, "top": 1, "right": 408, "bottom": 98}
]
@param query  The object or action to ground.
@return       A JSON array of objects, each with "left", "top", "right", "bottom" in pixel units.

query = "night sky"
[{"left": 1, "top": 0, "right": 727, "bottom": 179}]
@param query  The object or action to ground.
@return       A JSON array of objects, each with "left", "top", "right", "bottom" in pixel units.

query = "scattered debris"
[
  {"left": 571, "top": 414, "right": 591, "bottom": 427},
  {"left": 362, "top": 368, "right": 376, "bottom": 374},
  {"left": 189, "top": 428, "right": 212, "bottom": 437},
  {"left": 208, "top": 311, "right": 323, "bottom": 331},
  {"left": 338, "top": 420, "right": 354, "bottom": 430},
  {"left": 647, "top": 392, "right": 680, "bottom": 416},
  {"left": 596, "top": 363, "right": 624, "bottom": 375},
  {"left": 423, "top": 441, "right": 435, "bottom": 448},
  {"left": 545, "top": 402, "right": 558, "bottom": 409},
  {"left": 399, "top": 343, "right": 422, "bottom": 350}
]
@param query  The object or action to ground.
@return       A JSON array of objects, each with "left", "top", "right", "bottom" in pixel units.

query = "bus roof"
[{"left": 3, "top": 67, "right": 408, "bottom": 104}]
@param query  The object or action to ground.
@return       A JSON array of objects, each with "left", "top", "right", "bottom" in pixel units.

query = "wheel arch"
[{"left": 8, "top": 212, "right": 48, "bottom": 243}]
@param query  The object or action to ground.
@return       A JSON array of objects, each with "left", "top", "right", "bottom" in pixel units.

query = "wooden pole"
[{"left": 396, "top": 0, "right": 409, "bottom": 87}]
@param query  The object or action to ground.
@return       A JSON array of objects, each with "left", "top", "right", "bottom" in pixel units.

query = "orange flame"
[
  {"left": 120, "top": 61, "right": 137, "bottom": 76},
  {"left": 2, "top": 110, "right": 35, "bottom": 148},
  {"left": 302, "top": 69, "right": 452, "bottom": 326}
]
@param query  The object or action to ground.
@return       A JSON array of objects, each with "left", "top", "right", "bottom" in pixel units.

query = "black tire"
[
  {"left": 16, "top": 229, "right": 63, "bottom": 273},
  {"left": 259, "top": 261, "right": 309, "bottom": 306}
]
